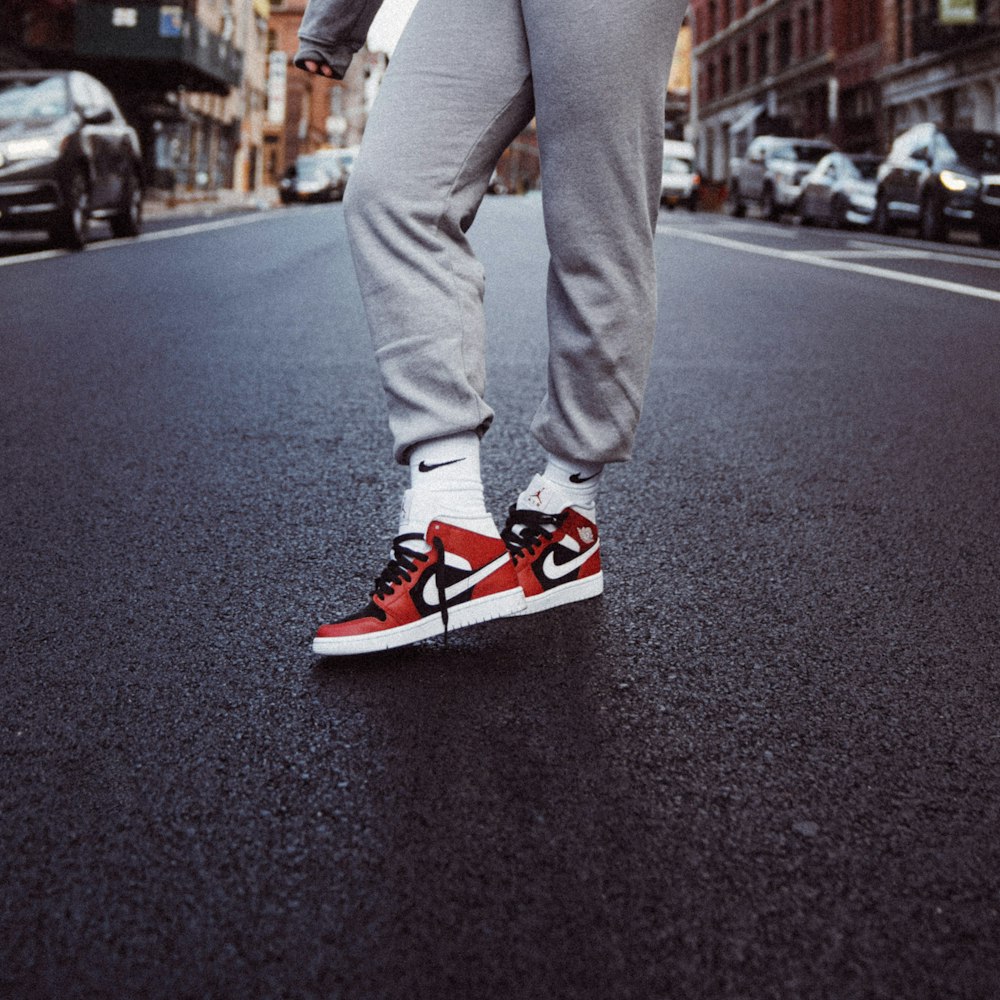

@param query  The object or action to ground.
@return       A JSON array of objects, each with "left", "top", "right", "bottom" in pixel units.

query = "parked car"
[
  {"left": 661, "top": 139, "right": 700, "bottom": 211},
  {"left": 0, "top": 69, "right": 143, "bottom": 249},
  {"left": 278, "top": 153, "right": 346, "bottom": 204},
  {"left": 329, "top": 147, "right": 357, "bottom": 179},
  {"left": 728, "top": 135, "right": 836, "bottom": 220},
  {"left": 797, "top": 152, "right": 881, "bottom": 228},
  {"left": 874, "top": 123, "right": 1000, "bottom": 246}
]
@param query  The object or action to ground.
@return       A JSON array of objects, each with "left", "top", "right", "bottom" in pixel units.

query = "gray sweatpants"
[{"left": 343, "top": 0, "right": 688, "bottom": 465}]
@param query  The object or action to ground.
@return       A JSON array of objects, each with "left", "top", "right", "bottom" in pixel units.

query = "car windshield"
[
  {"left": 939, "top": 131, "right": 1000, "bottom": 171},
  {"left": 663, "top": 156, "right": 692, "bottom": 173},
  {"left": 846, "top": 157, "right": 880, "bottom": 181},
  {"left": 0, "top": 77, "right": 69, "bottom": 123},
  {"left": 791, "top": 144, "right": 831, "bottom": 164},
  {"left": 296, "top": 158, "right": 328, "bottom": 180}
]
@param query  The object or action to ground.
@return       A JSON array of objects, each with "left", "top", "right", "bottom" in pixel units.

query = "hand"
[{"left": 303, "top": 59, "right": 335, "bottom": 78}]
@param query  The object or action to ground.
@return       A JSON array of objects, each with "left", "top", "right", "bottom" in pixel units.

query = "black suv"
[
  {"left": 0, "top": 70, "right": 143, "bottom": 248},
  {"left": 874, "top": 123, "right": 1000, "bottom": 247}
]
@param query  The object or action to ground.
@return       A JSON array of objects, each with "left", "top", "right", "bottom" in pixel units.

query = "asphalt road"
[{"left": 2, "top": 199, "right": 999, "bottom": 999}]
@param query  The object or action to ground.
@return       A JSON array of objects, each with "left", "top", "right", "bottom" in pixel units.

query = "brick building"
[
  {"left": 1, "top": 0, "right": 271, "bottom": 195},
  {"left": 690, "top": 0, "right": 885, "bottom": 180},
  {"left": 879, "top": 0, "right": 1000, "bottom": 137},
  {"left": 264, "top": 0, "right": 382, "bottom": 184},
  {"left": 689, "top": 0, "right": 1000, "bottom": 183}
]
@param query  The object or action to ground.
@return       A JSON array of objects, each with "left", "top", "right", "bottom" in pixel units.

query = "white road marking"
[
  {"left": 0, "top": 211, "right": 281, "bottom": 269},
  {"left": 0, "top": 248, "right": 65, "bottom": 268},
  {"left": 806, "top": 248, "right": 939, "bottom": 260},
  {"left": 691, "top": 220, "right": 801, "bottom": 239},
  {"left": 661, "top": 227, "right": 1000, "bottom": 303},
  {"left": 845, "top": 240, "right": 1000, "bottom": 270}
]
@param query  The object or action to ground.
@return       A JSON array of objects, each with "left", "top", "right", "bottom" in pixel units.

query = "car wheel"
[
  {"left": 761, "top": 184, "right": 780, "bottom": 221},
  {"left": 110, "top": 169, "right": 143, "bottom": 238},
  {"left": 832, "top": 195, "right": 849, "bottom": 230},
  {"left": 51, "top": 168, "right": 91, "bottom": 250},
  {"left": 979, "top": 225, "right": 1000, "bottom": 248},
  {"left": 874, "top": 192, "right": 896, "bottom": 236},
  {"left": 797, "top": 195, "right": 813, "bottom": 226},
  {"left": 919, "top": 194, "right": 947, "bottom": 242},
  {"left": 728, "top": 182, "right": 746, "bottom": 218}
]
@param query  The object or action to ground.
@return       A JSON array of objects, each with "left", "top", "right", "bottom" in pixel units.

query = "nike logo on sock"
[
  {"left": 569, "top": 472, "right": 599, "bottom": 484},
  {"left": 418, "top": 458, "right": 466, "bottom": 473}
]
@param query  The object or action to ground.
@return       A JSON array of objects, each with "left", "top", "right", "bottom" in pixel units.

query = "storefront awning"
[{"left": 729, "top": 103, "right": 766, "bottom": 135}]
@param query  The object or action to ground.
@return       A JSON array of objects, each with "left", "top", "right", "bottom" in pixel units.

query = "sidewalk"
[{"left": 143, "top": 187, "right": 279, "bottom": 222}]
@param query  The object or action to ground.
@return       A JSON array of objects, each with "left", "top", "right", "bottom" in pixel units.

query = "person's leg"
[
  {"left": 525, "top": 0, "right": 688, "bottom": 466},
  {"left": 502, "top": 0, "right": 688, "bottom": 614},
  {"left": 314, "top": 0, "right": 535, "bottom": 655},
  {"left": 343, "top": 0, "right": 535, "bottom": 469}
]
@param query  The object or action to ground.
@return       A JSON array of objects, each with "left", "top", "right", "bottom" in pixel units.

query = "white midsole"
[
  {"left": 517, "top": 571, "right": 604, "bottom": 616},
  {"left": 313, "top": 586, "right": 527, "bottom": 656}
]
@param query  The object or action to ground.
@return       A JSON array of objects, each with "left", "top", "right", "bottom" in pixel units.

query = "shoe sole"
[
  {"left": 313, "top": 586, "right": 527, "bottom": 656},
  {"left": 516, "top": 571, "right": 604, "bottom": 616}
]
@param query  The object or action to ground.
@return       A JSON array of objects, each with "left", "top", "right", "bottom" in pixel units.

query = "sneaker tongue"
[
  {"left": 397, "top": 489, "right": 432, "bottom": 550},
  {"left": 516, "top": 474, "right": 567, "bottom": 515}
]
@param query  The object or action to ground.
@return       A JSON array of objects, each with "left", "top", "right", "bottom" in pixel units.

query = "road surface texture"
[{"left": 2, "top": 199, "right": 999, "bottom": 999}]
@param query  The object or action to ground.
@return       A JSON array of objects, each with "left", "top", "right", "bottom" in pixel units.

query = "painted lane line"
[
  {"left": 804, "top": 248, "right": 940, "bottom": 260},
  {"left": 0, "top": 248, "right": 66, "bottom": 268},
  {"left": 845, "top": 239, "right": 1000, "bottom": 270},
  {"left": 0, "top": 210, "right": 283, "bottom": 268},
  {"left": 661, "top": 227, "right": 1000, "bottom": 304},
  {"left": 690, "top": 220, "right": 801, "bottom": 239},
  {"left": 95, "top": 211, "right": 280, "bottom": 249}
]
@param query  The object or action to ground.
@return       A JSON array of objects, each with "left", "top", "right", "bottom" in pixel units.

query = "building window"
[
  {"left": 738, "top": 40, "right": 750, "bottom": 87},
  {"left": 778, "top": 18, "right": 793, "bottom": 69},
  {"left": 722, "top": 51, "right": 732, "bottom": 94},
  {"left": 798, "top": 7, "right": 809, "bottom": 59},
  {"left": 813, "top": 0, "right": 824, "bottom": 52},
  {"left": 757, "top": 30, "right": 770, "bottom": 80},
  {"left": 707, "top": 0, "right": 717, "bottom": 36}
]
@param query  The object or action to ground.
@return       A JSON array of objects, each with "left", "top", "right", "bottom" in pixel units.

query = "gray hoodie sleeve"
[{"left": 293, "top": 0, "right": 385, "bottom": 79}]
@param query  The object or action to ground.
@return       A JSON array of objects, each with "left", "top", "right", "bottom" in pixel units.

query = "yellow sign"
[
  {"left": 253, "top": 0, "right": 270, "bottom": 18},
  {"left": 939, "top": 0, "right": 977, "bottom": 24}
]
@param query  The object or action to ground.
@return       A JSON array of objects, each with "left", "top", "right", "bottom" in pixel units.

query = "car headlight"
[
  {"left": 940, "top": 170, "right": 979, "bottom": 193},
  {"left": 1, "top": 135, "right": 64, "bottom": 161}
]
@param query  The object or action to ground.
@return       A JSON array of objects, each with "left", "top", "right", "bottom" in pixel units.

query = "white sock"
[
  {"left": 400, "top": 432, "right": 495, "bottom": 539},
  {"left": 410, "top": 432, "right": 482, "bottom": 491}
]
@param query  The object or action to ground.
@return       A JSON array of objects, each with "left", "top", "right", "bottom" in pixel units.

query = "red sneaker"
[
  {"left": 313, "top": 520, "right": 525, "bottom": 656},
  {"left": 501, "top": 505, "right": 604, "bottom": 614}
]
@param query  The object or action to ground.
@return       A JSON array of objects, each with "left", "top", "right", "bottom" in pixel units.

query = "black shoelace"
[
  {"left": 500, "top": 506, "right": 567, "bottom": 561},
  {"left": 372, "top": 533, "right": 451, "bottom": 638}
]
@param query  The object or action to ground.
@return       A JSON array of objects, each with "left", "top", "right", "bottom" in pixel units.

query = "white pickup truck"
[{"left": 728, "top": 135, "right": 835, "bottom": 220}]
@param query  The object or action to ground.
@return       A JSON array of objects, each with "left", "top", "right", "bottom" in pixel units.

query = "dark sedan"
[
  {"left": 0, "top": 70, "right": 143, "bottom": 249},
  {"left": 874, "top": 123, "right": 1000, "bottom": 246}
]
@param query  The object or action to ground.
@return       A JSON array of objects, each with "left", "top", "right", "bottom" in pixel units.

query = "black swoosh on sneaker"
[
  {"left": 569, "top": 471, "right": 599, "bottom": 483},
  {"left": 418, "top": 458, "right": 466, "bottom": 473}
]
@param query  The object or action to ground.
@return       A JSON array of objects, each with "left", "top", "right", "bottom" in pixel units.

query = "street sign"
[
  {"left": 939, "top": 0, "right": 977, "bottom": 25},
  {"left": 267, "top": 51, "right": 287, "bottom": 126},
  {"left": 159, "top": 5, "right": 183, "bottom": 38}
]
